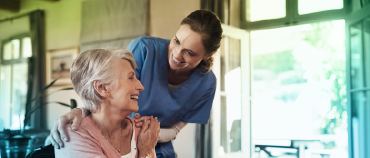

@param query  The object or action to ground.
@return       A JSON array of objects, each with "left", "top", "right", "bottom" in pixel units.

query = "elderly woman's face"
[{"left": 109, "top": 58, "right": 144, "bottom": 112}]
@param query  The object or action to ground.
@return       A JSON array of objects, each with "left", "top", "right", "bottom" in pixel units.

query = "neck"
[{"left": 91, "top": 102, "right": 132, "bottom": 137}]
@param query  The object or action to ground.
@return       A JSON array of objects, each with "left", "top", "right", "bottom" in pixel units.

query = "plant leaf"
[
  {"left": 42, "top": 78, "right": 59, "bottom": 91},
  {"left": 70, "top": 99, "right": 77, "bottom": 109}
]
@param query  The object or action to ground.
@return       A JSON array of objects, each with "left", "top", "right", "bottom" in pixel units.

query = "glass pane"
[
  {"left": 2, "top": 39, "right": 20, "bottom": 60},
  {"left": 351, "top": 91, "right": 369, "bottom": 157},
  {"left": 0, "top": 65, "right": 11, "bottom": 129},
  {"left": 219, "top": 37, "right": 242, "bottom": 155},
  {"left": 251, "top": 20, "right": 347, "bottom": 158},
  {"left": 247, "top": 0, "right": 286, "bottom": 22},
  {"left": 11, "top": 63, "right": 28, "bottom": 129},
  {"left": 299, "top": 0, "right": 343, "bottom": 15},
  {"left": 350, "top": 22, "right": 364, "bottom": 89},
  {"left": 0, "top": 62, "right": 28, "bottom": 130},
  {"left": 22, "top": 37, "right": 32, "bottom": 58},
  {"left": 364, "top": 18, "right": 370, "bottom": 87}
]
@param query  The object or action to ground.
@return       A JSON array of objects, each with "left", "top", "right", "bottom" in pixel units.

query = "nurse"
[{"left": 50, "top": 9, "right": 222, "bottom": 158}]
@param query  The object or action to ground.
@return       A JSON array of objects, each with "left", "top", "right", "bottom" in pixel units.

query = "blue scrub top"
[{"left": 127, "top": 36, "right": 216, "bottom": 158}]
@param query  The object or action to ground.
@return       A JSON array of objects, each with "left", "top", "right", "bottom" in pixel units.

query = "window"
[
  {"left": 346, "top": 6, "right": 370, "bottom": 157},
  {"left": 298, "top": 0, "right": 344, "bottom": 15},
  {"left": 247, "top": 0, "right": 286, "bottom": 22},
  {"left": 251, "top": 20, "right": 347, "bottom": 158},
  {"left": 212, "top": 24, "right": 250, "bottom": 158},
  {"left": 241, "top": 0, "right": 350, "bottom": 30},
  {"left": 0, "top": 34, "right": 32, "bottom": 130}
]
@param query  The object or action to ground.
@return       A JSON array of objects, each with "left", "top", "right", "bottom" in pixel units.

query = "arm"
[
  {"left": 50, "top": 107, "right": 90, "bottom": 148},
  {"left": 134, "top": 114, "right": 187, "bottom": 143},
  {"left": 158, "top": 121, "right": 187, "bottom": 143}
]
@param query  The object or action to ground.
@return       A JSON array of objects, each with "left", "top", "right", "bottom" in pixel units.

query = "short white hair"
[{"left": 70, "top": 48, "right": 136, "bottom": 112}]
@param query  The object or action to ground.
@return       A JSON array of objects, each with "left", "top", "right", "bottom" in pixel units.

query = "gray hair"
[{"left": 70, "top": 48, "right": 136, "bottom": 112}]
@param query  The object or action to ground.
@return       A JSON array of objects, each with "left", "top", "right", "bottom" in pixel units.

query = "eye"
[
  {"left": 186, "top": 50, "right": 194, "bottom": 56},
  {"left": 174, "top": 38, "right": 180, "bottom": 44}
]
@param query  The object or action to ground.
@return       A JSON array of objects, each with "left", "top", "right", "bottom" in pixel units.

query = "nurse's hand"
[
  {"left": 134, "top": 113, "right": 152, "bottom": 127},
  {"left": 137, "top": 116, "right": 160, "bottom": 157},
  {"left": 50, "top": 108, "right": 83, "bottom": 149}
]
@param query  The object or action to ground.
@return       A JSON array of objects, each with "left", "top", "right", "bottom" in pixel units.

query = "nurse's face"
[
  {"left": 109, "top": 59, "right": 144, "bottom": 112},
  {"left": 168, "top": 24, "right": 208, "bottom": 73}
]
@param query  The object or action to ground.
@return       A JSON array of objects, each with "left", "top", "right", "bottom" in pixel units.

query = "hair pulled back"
[{"left": 181, "top": 10, "right": 223, "bottom": 72}]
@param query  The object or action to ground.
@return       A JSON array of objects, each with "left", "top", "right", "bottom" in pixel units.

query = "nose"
[
  {"left": 172, "top": 48, "right": 183, "bottom": 60},
  {"left": 136, "top": 79, "right": 144, "bottom": 91}
]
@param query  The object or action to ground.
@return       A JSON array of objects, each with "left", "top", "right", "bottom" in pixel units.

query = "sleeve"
[
  {"left": 158, "top": 121, "right": 187, "bottom": 143},
  {"left": 127, "top": 37, "right": 148, "bottom": 80},
  {"left": 54, "top": 126, "right": 106, "bottom": 158},
  {"left": 183, "top": 81, "right": 216, "bottom": 124}
]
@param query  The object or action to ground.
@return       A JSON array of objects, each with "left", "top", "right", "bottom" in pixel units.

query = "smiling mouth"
[
  {"left": 171, "top": 53, "right": 185, "bottom": 64},
  {"left": 173, "top": 57, "right": 181, "bottom": 64},
  {"left": 130, "top": 95, "right": 138, "bottom": 100}
]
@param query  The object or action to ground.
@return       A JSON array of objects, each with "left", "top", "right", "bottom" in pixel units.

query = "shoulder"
[
  {"left": 130, "top": 36, "right": 170, "bottom": 47},
  {"left": 201, "top": 70, "right": 216, "bottom": 89},
  {"left": 55, "top": 117, "right": 105, "bottom": 157},
  {"left": 65, "top": 116, "right": 100, "bottom": 140}
]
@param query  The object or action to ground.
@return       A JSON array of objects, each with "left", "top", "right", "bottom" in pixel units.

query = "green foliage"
[
  {"left": 300, "top": 21, "right": 346, "bottom": 134},
  {"left": 23, "top": 78, "right": 76, "bottom": 132}
]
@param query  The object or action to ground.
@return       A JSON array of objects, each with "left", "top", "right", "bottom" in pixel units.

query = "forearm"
[{"left": 158, "top": 121, "right": 188, "bottom": 143}]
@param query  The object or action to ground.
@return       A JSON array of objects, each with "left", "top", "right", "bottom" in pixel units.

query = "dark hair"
[{"left": 181, "top": 10, "right": 223, "bottom": 71}]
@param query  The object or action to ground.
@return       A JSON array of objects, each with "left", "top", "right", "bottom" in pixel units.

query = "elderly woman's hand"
[
  {"left": 137, "top": 116, "right": 160, "bottom": 157},
  {"left": 50, "top": 108, "right": 83, "bottom": 149},
  {"left": 134, "top": 113, "right": 153, "bottom": 127}
]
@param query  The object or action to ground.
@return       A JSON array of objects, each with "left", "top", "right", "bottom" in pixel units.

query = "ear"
[
  {"left": 93, "top": 80, "right": 110, "bottom": 98},
  {"left": 203, "top": 50, "right": 217, "bottom": 60}
]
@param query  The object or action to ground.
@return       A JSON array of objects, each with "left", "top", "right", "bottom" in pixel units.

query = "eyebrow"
[{"left": 175, "top": 35, "right": 195, "bottom": 54}]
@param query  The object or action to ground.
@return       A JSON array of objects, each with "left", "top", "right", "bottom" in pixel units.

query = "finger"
[
  {"left": 149, "top": 116, "right": 156, "bottom": 129},
  {"left": 136, "top": 122, "right": 143, "bottom": 127},
  {"left": 52, "top": 119, "right": 64, "bottom": 147},
  {"left": 141, "top": 119, "right": 150, "bottom": 133},
  {"left": 134, "top": 113, "right": 141, "bottom": 119},
  {"left": 50, "top": 134, "right": 59, "bottom": 149},
  {"left": 134, "top": 117, "right": 144, "bottom": 123},
  {"left": 58, "top": 117, "right": 70, "bottom": 146},
  {"left": 71, "top": 114, "right": 82, "bottom": 131}
]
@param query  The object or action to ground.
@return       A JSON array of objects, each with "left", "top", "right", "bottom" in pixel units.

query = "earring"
[{"left": 106, "top": 94, "right": 109, "bottom": 97}]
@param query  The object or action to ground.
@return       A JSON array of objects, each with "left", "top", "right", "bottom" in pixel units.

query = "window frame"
[
  {"left": 241, "top": 0, "right": 351, "bottom": 30},
  {"left": 212, "top": 24, "right": 251, "bottom": 158},
  {"left": 345, "top": 4, "right": 370, "bottom": 158},
  {"left": 0, "top": 33, "right": 32, "bottom": 130},
  {"left": 1, "top": 33, "right": 31, "bottom": 65}
]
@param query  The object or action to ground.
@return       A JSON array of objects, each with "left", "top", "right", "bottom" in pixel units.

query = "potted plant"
[{"left": 0, "top": 78, "right": 77, "bottom": 158}]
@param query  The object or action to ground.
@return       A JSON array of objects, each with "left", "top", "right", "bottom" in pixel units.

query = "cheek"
[{"left": 186, "top": 57, "right": 202, "bottom": 65}]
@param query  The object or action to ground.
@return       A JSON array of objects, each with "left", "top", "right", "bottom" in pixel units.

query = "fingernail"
[{"left": 63, "top": 138, "right": 67, "bottom": 141}]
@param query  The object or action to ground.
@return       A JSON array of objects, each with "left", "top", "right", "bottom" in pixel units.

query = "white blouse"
[{"left": 121, "top": 122, "right": 136, "bottom": 158}]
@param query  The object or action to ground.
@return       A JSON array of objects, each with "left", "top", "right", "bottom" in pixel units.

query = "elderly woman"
[{"left": 55, "top": 49, "right": 159, "bottom": 158}]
